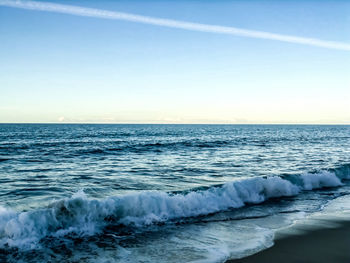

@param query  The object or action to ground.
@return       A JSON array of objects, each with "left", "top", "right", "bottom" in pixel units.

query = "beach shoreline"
[{"left": 227, "top": 216, "right": 350, "bottom": 263}]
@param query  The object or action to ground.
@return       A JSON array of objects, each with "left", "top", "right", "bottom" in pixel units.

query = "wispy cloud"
[{"left": 1, "top": 0, "right": 350, "bottom": 51}]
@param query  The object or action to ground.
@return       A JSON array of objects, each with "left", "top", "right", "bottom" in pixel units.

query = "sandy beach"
[{"left": 228, "top": 217, "right": 350, "bottom": 263}]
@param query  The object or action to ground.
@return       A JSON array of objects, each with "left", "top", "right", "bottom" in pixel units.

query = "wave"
[{"left": 0, "top": 167, "right": 347, "bottom": 250}]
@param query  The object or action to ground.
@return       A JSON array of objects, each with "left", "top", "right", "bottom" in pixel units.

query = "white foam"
[
  {"left": 300, "top": 171, "right": 342, "bottom": 190},
  {"left": 0, "top": 171, "right": 344, "bottom": 249}
]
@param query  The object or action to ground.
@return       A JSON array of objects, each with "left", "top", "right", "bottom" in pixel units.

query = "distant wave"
[
  {"left": 0, "top": 139, "right": 245, "bottom": 157},
  {"left": 2, "top": 136, "right": 345, "bottom": 156},
  {"left": 1, "top": 165, "right": 349, "bottom": 250},
  {"left": 77, "top": 139, "right": 265, "bottom": 155}
]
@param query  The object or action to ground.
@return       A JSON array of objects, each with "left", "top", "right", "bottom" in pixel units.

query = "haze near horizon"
[{"left": 0, "top": 0, "right": 349, "bottom": 124}]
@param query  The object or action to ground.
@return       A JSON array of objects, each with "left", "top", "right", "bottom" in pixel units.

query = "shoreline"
[{"left": 227, "top": 216, "right": 350, "bottom": 263}]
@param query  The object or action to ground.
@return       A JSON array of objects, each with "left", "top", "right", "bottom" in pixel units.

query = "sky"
[{"left": 0, "top": 0, "right": 349, "bottom": 124}]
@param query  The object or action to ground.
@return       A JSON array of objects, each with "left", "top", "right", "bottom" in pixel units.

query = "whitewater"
[{"left": 1, "top": 124, "right": 350, "bottom": 262}]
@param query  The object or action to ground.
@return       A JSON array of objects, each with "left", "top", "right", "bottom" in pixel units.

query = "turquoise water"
[{"left": 1, "top": 124, "right": 350, "bottom": 262}]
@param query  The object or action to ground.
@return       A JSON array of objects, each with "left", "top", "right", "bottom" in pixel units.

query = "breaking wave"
[{"left": 0, "top": 168, "right": 347, "bottom": 250}]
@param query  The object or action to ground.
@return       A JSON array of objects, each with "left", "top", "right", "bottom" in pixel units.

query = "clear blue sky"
[{"left": 1, "top": 0, "right": 349, "bottom": 123}]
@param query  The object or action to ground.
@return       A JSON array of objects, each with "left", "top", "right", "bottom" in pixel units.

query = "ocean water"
[{"left": 1, "top": 124, "right": 350, "bottom": 262}]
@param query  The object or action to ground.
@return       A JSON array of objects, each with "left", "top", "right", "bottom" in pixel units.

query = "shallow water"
[{"left": 1, "top": 124, "right": 350, "bottom": 262}]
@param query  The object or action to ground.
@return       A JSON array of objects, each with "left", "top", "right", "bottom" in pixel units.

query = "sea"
[{"left": 1, "top": 124, "right": 350, "bottom": 262}]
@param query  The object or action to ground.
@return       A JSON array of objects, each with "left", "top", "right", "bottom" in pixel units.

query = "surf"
[{"left": 0, "top": 166, "right": 347, "bottom": 250}]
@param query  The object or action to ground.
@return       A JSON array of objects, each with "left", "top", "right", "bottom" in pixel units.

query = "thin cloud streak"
[{"left": 1, "top": 0, "right": 350, "bottom": 51}]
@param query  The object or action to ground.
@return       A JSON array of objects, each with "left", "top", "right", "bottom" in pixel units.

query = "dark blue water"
[{"left": 1, "top": 124, "right": 350, "bottom": 262}]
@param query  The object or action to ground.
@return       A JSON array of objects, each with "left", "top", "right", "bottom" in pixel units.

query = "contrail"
[{"left": 1, "top": 0, "right": 350, "bottom": 51}]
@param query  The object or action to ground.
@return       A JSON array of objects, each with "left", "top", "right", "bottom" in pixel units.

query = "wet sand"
[{"left": 228, "top": 217, "right": 350, "bottom": 263}]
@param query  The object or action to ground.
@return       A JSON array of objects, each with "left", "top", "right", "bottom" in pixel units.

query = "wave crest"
[{"left": 0, "top": 170, "right": 344, "bottom": 249}]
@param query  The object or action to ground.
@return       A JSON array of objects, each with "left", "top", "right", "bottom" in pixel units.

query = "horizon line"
[
  {"left": 1, "top": 122, "right": 349, "bottom": 125},
  {"left": 1, "top": 0, "right": 350, "bottom": 51}
]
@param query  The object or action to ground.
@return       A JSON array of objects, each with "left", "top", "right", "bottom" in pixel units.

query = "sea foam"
[{"left": 0, "top": 170, "right": 344, "bottom": 249}]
